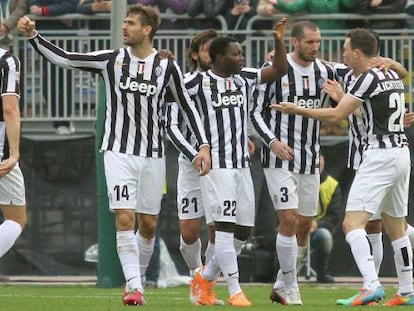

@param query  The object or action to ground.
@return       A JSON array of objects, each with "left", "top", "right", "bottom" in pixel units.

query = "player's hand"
[
  {"left": 196, "top": 145, "right": 211, "bottom": 176},
  {"left": 273, "top": 16, "right": 287, "bottom": 41},
  {"left": 368, "top": 56, "right": 391, "bottom": 73},
  {"left": 270, "top": 139, "right": 293, "bottom": 161},
  {"left": 270, "top": 101, "right": 298, "bottom": 114},
  {"left": 323, "top": 79, "right": 344, "bottom": 102},
  {"left": 0, "top": 156, "right": 18, "bottom": 179},
  {"left": 17, "top": 16, "right": 36, "bottom": 37},
  {"left": 158, "top": 49, "right": 175, "bottom": 60},
  {"left": 248, "top": 139, "right": 255, "bottom": 156},
  {"left": 404, "top": 111, "right": 414, "bottom": 128},
  {"left": 265, "top": 50, "right": 275, "bottom": 62}
]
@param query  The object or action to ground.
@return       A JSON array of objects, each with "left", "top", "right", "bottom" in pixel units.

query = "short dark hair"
[
  {"left": 291, "top": 21, "right": 320, "bottom": 40},
  {"left": 187, "top": 29, "right": 218, "bottom": 72},
  {"left": 127, "top": 4, "right": 160, "bottom": 41},
  {"left": 209, "top": 36, "right": 238, "bottom": 63},
  {"left": 346, "top": 28, "right": 378, "bottom": 57}
]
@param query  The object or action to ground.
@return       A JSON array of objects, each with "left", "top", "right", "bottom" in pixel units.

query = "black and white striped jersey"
[
  {"left": 29, "top": 33, "right": 208, "bottom": 158},
  {"left": 185, "top": 68, "right": 261, "bottom": 169},
  {"left": 165, "top": 72, "right": 199, "bottom": 163},
  {"left": 335, "top": 63, "right": 366, "bottom": 170},
  {"left": 251, "top": 54, "right": 336, "bottom": 174},
  {"left": 347, "top": 67, "right": 407, "bottom": 150},
  {"left": 0, "top": 49, "right": 20, "bottom": 160}
]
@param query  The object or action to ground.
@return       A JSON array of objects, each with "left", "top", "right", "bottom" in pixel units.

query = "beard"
[
  {"left": 298, "top": 50, "right": 317, "bottom": 63},
  {"left": 198, "top": 59, "right": 211, "bottom": 72}
]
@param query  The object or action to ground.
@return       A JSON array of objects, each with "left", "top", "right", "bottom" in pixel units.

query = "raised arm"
[
  {"left": 17, "top": 16, "right": 111, "bottom": 72},
  {"left": 260, "top": 16, "right": 288, "bottom": 83}
]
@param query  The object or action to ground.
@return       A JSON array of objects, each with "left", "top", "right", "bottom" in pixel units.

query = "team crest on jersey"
[
  {"left": 203, "top": 81, "right": 215, "bottom": 88},
  {"left": 216, "top": 206, "right": 222, "bottom": 215},
  {"left": 155, "top": 65, "right": 163, "bottom": 77}
]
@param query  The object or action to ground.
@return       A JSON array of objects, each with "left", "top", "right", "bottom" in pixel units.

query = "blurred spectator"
[
  {"left": 225, "top": 0, "right": 255, "bottom": 31},
  {"left": 138, "top": 0, "right": 190, "bottom": 14},
  {"left": 307, "top": 0, "right": 343, "bottom": 31},
  {"left": 256, "top": 0, "right": 278, "bottom": 16},
  {"left": 310, "top": 153, "right": 344, "bottom": 283},
  {"left": 0, "top": 0, "right": 29, "bottom": 49},
  {"left": 78, "top": 0, "right": 139, "bottom": 49},
  {"left": 230, "top": 0, "right": 251, "bottom": 15},
  {"left": 343, "top": 0, "right": 407, "bottom": 28},
  {"left": 274, "top": 0, "right": 307, "bottom": 14},
  {"left": 29, "top": 0, "right": 78, "bottom": 134},
  {"left": 186, "top": 0, "right": 228, "bottom": 17}
]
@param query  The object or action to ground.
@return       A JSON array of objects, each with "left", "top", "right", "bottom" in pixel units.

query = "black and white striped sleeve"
[
  {"left": 29, "top": 32, "right": 112, "bottom": 73},
  {"left": 167, "top": 60, "right": 208, "bottom": 147},
  {"left": 251, "top": 81, "right": 277, "bottom": 147},
  {"left": 165, "top": 102, "right": 198, "bottom": 162}
]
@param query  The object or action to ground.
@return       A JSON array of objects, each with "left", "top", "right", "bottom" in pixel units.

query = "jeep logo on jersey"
[
  {"left": 212, "top": 90, "right": 244, "bottom": 108},
  {"left": 119, "top": 76, "right": 157, "bottom": 96},
  {"left": 291, "top": 95, "right": 321, "bottom": 109}
]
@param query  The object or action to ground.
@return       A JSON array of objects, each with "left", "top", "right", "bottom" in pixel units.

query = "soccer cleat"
[
  {"left": 336, "top": 293, "right": 377, "bottom": 306},
  {"left": 194, "top": 269, "right": 216, "bottom": 306},
  {"left": 285, "top": 288, "right": 303, "bottom": 305},
  {"left": 189, "top": 277, "right": 200, "bottom": 305},
  {"left": 269, "top": 287, "right": 288, "bottom": 305},
  {"left": 228, "top": 291, "right": 252, "bottom": 307},
  {"left": 384, "top": 293, "right": 414, "bottom": 306},
  {"left": 336, "top": 287, "right": 385, "bottom": 306},
  {"left": 123, "top": 289, "right": 147, "bottom": 306}
]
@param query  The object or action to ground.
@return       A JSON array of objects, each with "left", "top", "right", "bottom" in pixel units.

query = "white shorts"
[
  {"left": 264, "top": 168, "right": 319, "bottom": 217},
  {"left": 347, "top": 147, "right": 410, "bottom": 218},
  {"left": 0, "top": 163, "right": 25, "bottom": 206},
  {"left": 199, "top": 168, "right": 255, "bottom": 226},
  {"left": 104, "top": 151, "right": 165, "bottom": 215},
  {"left": 177, "top": 157, "right": 213, "bottom": 224}
]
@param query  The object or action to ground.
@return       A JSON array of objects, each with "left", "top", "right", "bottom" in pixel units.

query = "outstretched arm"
[
  {"left": 17, "top": 16, "right": 37, "bottom": 37},
  {"left": 260, "top": 16, "right": 288, "bottom": 83},
  {"left": 272, "top": 93, "right": 361, "bottom": 123}
]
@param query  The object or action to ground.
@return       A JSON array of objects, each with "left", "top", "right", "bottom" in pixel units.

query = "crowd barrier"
[{"left": 11, "top": 13, "right": 414, "bottom": 132}]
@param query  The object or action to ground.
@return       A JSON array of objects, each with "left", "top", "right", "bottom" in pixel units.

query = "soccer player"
[
  {"left": 251, "top": 20, "right": 336, "bottom": 305},
  {"left": 17, "top": 5, "right": 210, "bottom": 306},
  {"left": 324, "top": 56, "right": 414, "bottom": 306},
  {"left": 273, "top": 28, "right": 413, "bottom": 306},
  {"left": 0, "top": 45, "right": 27, "bottom": 263},
  {"left": 164, "top": 29, "right": 224, "bottom": 305},
  {"left": 191, "top": 17, "right": 288, "bottom": 307}
]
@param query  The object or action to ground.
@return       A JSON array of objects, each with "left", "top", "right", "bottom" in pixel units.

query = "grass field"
[{"left": 0, "top": 283, "right": 408, "bottom": 310}]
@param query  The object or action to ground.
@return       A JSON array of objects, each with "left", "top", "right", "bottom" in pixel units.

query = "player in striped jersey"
[
  {"left": 18, "top": 5, "right": 210, "bottom": 306},
  {"left": 191, "top": 18, "right": 288, "bottom": 307},
  {"left": 326, "top": 58, "right": 414, "bottom": 306},
  {"left": 274, "top": 28, "right": 413, "bottom": 306},
  {"left": 0, "top": 48, "right": 27, "bottom": 263},
  {"left": 164, "top": 29, "right": 225, "bottom": 305},
  {"left": 251, "top": 20, "right": 336, "bottom": 305}
]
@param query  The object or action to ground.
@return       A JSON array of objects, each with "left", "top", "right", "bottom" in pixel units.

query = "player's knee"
[{"left": 116, "top": 210, "right": 135, "bottom": 231}]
